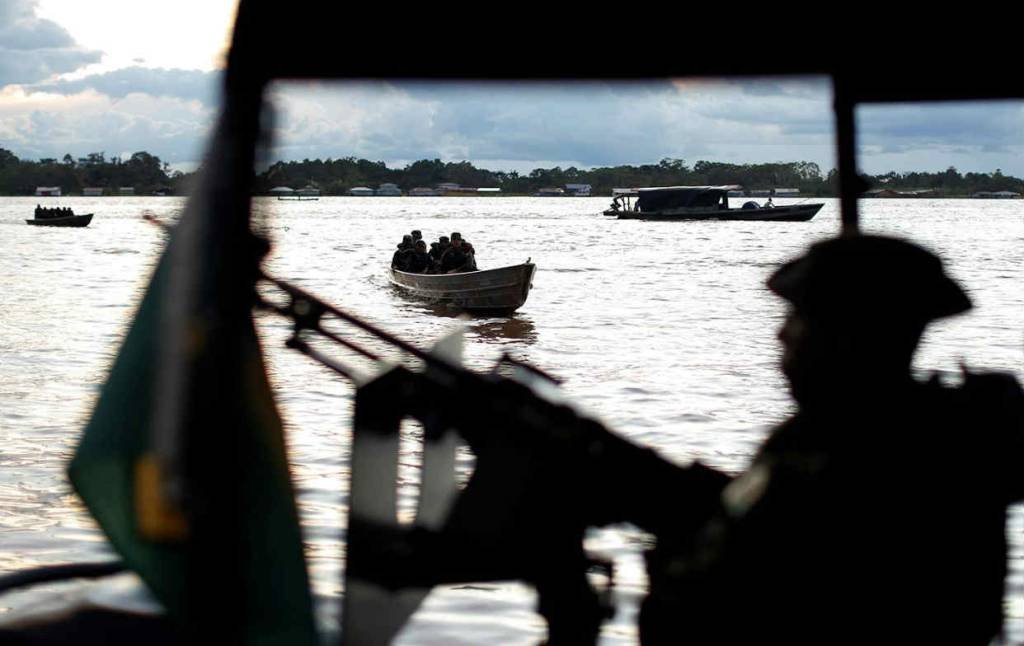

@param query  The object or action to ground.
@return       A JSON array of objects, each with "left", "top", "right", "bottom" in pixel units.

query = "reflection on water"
[
  {"left": 469, "top": 316, "right": 537, "bottom": 346},
  {"left": 387, "top": 289, "right": 539, "bottom": 348}
]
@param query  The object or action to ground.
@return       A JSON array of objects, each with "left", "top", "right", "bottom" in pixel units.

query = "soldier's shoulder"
[
  {"left": 958, "top": 369, "right": 1024, "bottom": 403},
  {"left": 947, "top": 370, "right": 1024, "bottom": 442}
]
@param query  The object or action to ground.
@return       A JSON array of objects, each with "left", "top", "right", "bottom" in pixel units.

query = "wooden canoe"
[
  {"left": 389, "top": 262, "right": 536, "bottom": 313},
  {"left": 25, "top": 213, "right": 94, "bottom": 227}
]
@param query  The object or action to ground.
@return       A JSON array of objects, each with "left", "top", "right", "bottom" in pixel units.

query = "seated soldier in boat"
[
  {"left": 391, "top": 235, "right": 414, "bottom": 270},
  {"left": 406, "top": 240, "right": 431, "bottom": 273},
  {"left": 440, "top": 235, "right": 472, "bottom": 273},
  {"left": 460, "top": 239, "right": 478, "bottom": 271},
  {"left": 430, "top": 236, "right": 450, "bottom": 263},
  {"left": 426, "top": 242, "right": 443, "bottom": 274}
]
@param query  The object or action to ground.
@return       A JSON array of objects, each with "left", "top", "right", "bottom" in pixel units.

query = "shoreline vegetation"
[{"left": 2, "top": 148, "right": 1023, "bottom": 198}]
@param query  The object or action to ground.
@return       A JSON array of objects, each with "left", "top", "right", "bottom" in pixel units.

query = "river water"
[{"left": 0, "top": 195, "right": 1022, "bottom": 642}]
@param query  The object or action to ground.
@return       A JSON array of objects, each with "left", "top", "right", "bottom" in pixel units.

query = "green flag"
[{"left": 68, "top": 207, "right": 317, "bottom": 644}]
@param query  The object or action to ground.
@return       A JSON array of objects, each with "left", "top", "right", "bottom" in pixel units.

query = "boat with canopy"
[
  {"left": 25, "top": 209, "right": 94, "bottom": 227},
  {"left": 604, "top": 185, "right": 823, "bottom": 221}
]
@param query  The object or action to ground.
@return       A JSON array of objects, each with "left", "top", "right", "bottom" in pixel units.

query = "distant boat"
[
  {"left": 271, "top": 186, "right": 319, "bottom": 201},
  {"left": 603, "top": 185, "right": 823, "bottom": 222},
  {"left": 535, "top": 187, "right": 565, "bottom": 197},
  {"left": 388, "top": 262, "right": 536, "bottom": 314},
  {"left": 26, "top": 210, "right": 94, "bottom": 227}
]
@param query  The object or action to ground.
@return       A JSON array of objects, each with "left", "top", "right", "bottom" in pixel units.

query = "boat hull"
[
  {"left": 25, "top": 214, "right": 94, "bottom": 227},
  {"left": 389, "top": 263, "right": 536, "bottom": 313},
  {"left": 615, "top": 203, "right": 823, "bottom": 222}
]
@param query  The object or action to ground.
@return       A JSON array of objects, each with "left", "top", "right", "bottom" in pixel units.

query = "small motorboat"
[
  {"left": 26, "top": 208, "right": 94, "bottom": 227},
  {"left": 389, "top": 262, "right": 536, "bottom": 314}
]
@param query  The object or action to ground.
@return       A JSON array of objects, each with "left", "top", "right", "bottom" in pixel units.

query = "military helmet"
[{"left": 768, "top": 235, "right": 971, "bottom": 324}]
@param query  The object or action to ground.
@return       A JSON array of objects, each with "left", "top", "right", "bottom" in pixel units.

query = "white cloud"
[
  {"left": 265, "top": 79, "right": 838, "bottom": 172},
  {"left": 0, "top": 0, "right": 102, "bottom": 86},
  {"left": 33, "top": 66, "right": 220, "bottom": 105},
  {"left": 34, "top": 0, "right": 237, "bottom": 74},
  {"left": 0, "top": 85, "right": 214, "bottom": 163},
  {"left": 3, "top": 72, "right": 1023, "bottom": 176},
  {"left": 857, "top": 102, "right": 1024, "bottom": 174}
]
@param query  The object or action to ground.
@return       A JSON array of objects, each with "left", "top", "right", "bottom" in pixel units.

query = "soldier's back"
[{"left": 640, "top": 374, "right": 1024, "bottom": 644}]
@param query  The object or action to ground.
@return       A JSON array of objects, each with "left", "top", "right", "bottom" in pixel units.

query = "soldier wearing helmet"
[{"left": 638, "top": 235, "right": 1023, "bottom": 644}]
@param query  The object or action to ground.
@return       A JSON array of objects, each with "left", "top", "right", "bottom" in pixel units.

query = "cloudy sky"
[{"left": 2, "top": 0, "right": 1023, "bottom": 175}]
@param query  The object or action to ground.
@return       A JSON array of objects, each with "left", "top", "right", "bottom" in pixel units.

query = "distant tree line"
[
  {"left": 3, "top": 147, "right": 1023, "bottom": 197},
  {"left": 867, "top": 166, "right": 1024, "bottom": 195},
  {"left": 0, "top": 148, "right": 194, "bottom": 196},
  {"left": 257, "top": 157, "right": 837, "bottom": 196}
]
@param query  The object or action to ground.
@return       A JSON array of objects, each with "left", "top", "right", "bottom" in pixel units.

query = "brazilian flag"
[{"left": 68, "top": 159, "right": 317, "bottom": 644}]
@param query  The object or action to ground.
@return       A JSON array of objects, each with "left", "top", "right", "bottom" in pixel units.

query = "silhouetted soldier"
[
  {"left": 391, "top": 235, "right": 414, "bottom": 270},
  {"left": 430, "top": 235, "right": 450, "bottom": 262},
  {"left": 440, "top": 236, "right": 469, "bottom": 273},
  {"left": 639, "top": 235, "right": 1024, "bottom": 644},
  {"left": 406, "top": 239, "right": 431, "bottom": 273}
]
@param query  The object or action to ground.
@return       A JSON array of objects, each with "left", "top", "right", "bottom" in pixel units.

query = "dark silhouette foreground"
[{"left": 637, "top": 235, "right": 1024, "bottom": 644}]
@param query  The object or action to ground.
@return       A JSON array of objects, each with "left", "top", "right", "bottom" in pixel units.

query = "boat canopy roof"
[{"left": 634, "top": 185, "right": 741, "bottom": 211}]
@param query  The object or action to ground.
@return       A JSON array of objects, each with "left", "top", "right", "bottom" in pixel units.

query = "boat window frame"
[{"left": 167, "top": 4, "right": 1024, "bottom": 638}]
